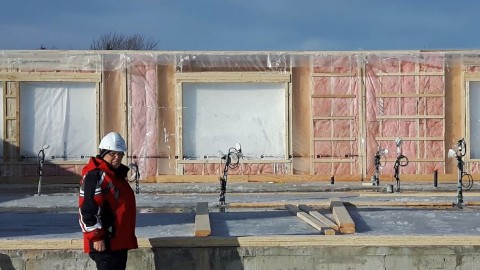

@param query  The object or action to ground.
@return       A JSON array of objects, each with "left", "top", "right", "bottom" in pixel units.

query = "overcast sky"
[{"left": 1, "top": 0, "right": 479, "bottom": 51}]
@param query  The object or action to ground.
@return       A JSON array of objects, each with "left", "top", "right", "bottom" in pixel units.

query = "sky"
[{"left": 1, "top": 1, "right": 480, "bottom": 51}]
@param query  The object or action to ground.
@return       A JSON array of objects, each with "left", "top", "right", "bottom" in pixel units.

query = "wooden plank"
[
  {"left": 176, "top": 72, "right": 291, "bottom": 83},
  {"left": 376, "top": 115, "right": 444, "bottom": 119},
  {"left": 312, "top": 73, "right": 356, "bottom": 77},
  {"left": 329, "top": 200, "right": 355, "bottom": 233},
  {"left": 339, "top": 227, "right": 356, "bottom": 234},
  {"left": 297, "top": 204, "right": 339, "bottom": 231},
  {"left": 375, "top": 136, "right": 444, "bottom": 141},
  {"left": 143, "top": 235, "right": 480, "bottom": 248},
  {"left": 4, "top": 81, "right": 19, "bottom": 161},
  {"left": 376, "top": 71, "right": 444, "bottom": 76},
  {"left": 194, "top": 202, "right": 211, "bottom": 237},
  {"left": 376, "top": 93, "right": 444, "bottom": 98},
  {"left": 312, "top": 159, "right": 356, "bottom": 163},
  {"left": 311, "top": 94, "right": 356, "bottom": 98},
  {"left": 358, "top": 64, "right": 367, "bottom": 180},
  {"left": 313, "top": 116, "right": 355, "bottom": 120},
  {"left": 0, "top": 71, "right": 101, "bottom": 82},
  {"left": 284, "top": 204, "right": 336, "bottom": 235},
  {"left": 313, "top": 137, "right": 356, "bottom": 141},
  {"left": 3, "top": 235, "right": 480, "bottom": 250}
]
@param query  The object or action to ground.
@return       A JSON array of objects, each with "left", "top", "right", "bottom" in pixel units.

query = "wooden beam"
[
  {"left": 311, "top": 94, "right": 356, "bottom": 98},
  {"left": 312, "top": 73, "right": 356, "bottom": 77},
  {"left": 376, "top": 115, "right": 444, "bottom": 119},
  {"left": 4, "top": 235, "right": 480, "bottom": 250},
  {"left": 376, "top": 93, "right": 444, "bottom": 98},
  {"left": 313, "top": 116, "right": 355, "bottom": 120},
  {"left": 284, "top": 204, "right": 336, "bottom": 235},
  {"left": 313, "top": 137, "right": 356, "bottom": 141},
  {"left": 375, "top": 136, "right": 444, "bottom": 141},
  {"left": 376, "top": 72, "right": 444, "bottom": 76},
  {"left": 329, "top": 200, "right": 355, "bottom": 234},
  {"left": 297, "top": 204, "right": 339, "bottom": 231},
  {"left": 0, "top": 71, "right": 101, "bottom": 82},
  {"left": 194, "top": 202, "right": 211, "bottom": 237},
  {"left": 176, "top": 72, "right": 291, "bottom": 83},
  {"left": 312, "top": 159, "right": 356, "bottom": 163}
]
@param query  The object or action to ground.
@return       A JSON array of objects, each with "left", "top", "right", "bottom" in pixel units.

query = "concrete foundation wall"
[{"left": 1, "top": 246, "right": 479, "bottom": 270}]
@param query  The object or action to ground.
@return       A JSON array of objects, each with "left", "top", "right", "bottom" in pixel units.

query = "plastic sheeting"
[
  {"left": 182, "top": 82, "right": 286, "bottom": 159},
  {"left": 1, "top": 50, "right": 480, "bottom": 180},
  {"left": 19, "top": 82, "right": 97, "bottom": 161}
]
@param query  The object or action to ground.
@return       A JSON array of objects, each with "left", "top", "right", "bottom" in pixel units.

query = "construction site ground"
[{"left": 1, "top": 180, "right": 480, "bottom": 242}]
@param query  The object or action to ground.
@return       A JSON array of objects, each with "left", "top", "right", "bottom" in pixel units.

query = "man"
[{"left": 79, "top": 132, "right": 138, "bottom": 270}]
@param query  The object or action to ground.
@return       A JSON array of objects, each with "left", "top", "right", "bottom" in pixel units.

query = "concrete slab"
[
  {"left": 1, "top": 188, "right": 480, "bottom": 270},
  {"left": 1, "top": 181, "right": 480, "bottom": 247}
]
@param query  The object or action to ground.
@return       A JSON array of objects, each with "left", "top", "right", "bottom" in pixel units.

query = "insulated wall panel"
[
  {"left": 129, "top": 65, "right": 158, "bottom": 178},
  {"left": 364, "top": 54, "right": 446, "bottom": 177},
  {"left": 311, "top": 55, "right": 359, "bottom": 176}
]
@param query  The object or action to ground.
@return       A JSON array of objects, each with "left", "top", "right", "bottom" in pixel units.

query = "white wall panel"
[
  {"left": 20, "top": 82, "right": 96, "bottom": 161},
  {"left": 182, "top": 82, "right": 286, "bottom": 159}
]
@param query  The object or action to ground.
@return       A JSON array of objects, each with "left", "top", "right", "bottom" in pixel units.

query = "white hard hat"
[{"left": 98, "top": 132, "right": 127, "bottom": 152}]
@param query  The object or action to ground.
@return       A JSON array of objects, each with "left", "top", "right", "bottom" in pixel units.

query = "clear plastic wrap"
[{"left": 0, "top": 50, "right": 477, "bottom": 181}]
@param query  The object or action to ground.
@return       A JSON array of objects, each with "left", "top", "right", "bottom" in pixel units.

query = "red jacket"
[{"left": 78, "top": 156, "right": 138, "bottom": 253}]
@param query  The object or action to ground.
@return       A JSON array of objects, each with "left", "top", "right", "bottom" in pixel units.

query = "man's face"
[{"left": 103, "top": 151, "right": 124, "bottom": 169}]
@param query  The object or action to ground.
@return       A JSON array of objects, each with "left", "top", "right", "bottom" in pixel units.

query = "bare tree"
[
  {"left": 90, "top": 32, "right": 158, "bottom": 50},
  {"left": 38, "top": 44, "right": 58, "bottom": 50}
]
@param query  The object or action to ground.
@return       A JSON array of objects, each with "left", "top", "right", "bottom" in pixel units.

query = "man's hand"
[{"left": 93, "top": 240, "right": 106, "bottom": 252}]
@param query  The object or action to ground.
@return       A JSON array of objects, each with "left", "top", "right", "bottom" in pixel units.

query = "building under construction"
[
  {"left": 0, "top": 50, "right": 479, "bottom": 185},
  {"left": 2, "top": 48, "right": 480, "bottom": 270}
]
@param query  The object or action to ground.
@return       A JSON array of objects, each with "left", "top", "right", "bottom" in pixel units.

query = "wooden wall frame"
[{"left": 1, "top": 72, "right": 101, "bottom": 164}]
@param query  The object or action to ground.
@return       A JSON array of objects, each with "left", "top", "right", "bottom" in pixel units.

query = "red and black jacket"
[{"left": 78, "top": 156, "right": 138, "bottom": 253}]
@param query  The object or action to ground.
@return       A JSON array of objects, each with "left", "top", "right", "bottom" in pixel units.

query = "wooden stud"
[
  {"left": 175, "top": 81, "right": 183, "bottom": 175},
  {"left": 297, "top": 204, "right": 339, "bottom": 231},
  {"left": 285, "top": 79, "right": 292, "bottom": 173},
  {"left": 359, "top": 64, "right": 367, "bottom": 180},
  {"left": 285, "top": 204, "right": 336, "bottom": 235},
  {"left": 339, "top": 227, "right": 356, "bottom": 234},
  {"left": 329, "top": 200, "right": 355, "bottom": 234},
  {"left": 194, "top": 202, "right": 211, "bottom": 237}
]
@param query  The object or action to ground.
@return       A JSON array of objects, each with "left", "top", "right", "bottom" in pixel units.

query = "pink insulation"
[
  {"left": 129, "top": 65, "right": 158, "bottom": 178},
  {"left": 311, "top": 55, "right": 359, "bottom": 175},
  {"left": 127, "top": 53, "right": 446, "bottom": 179},
  {"left": 365, "top": 54, "right": 445, "bottom": 176}
]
